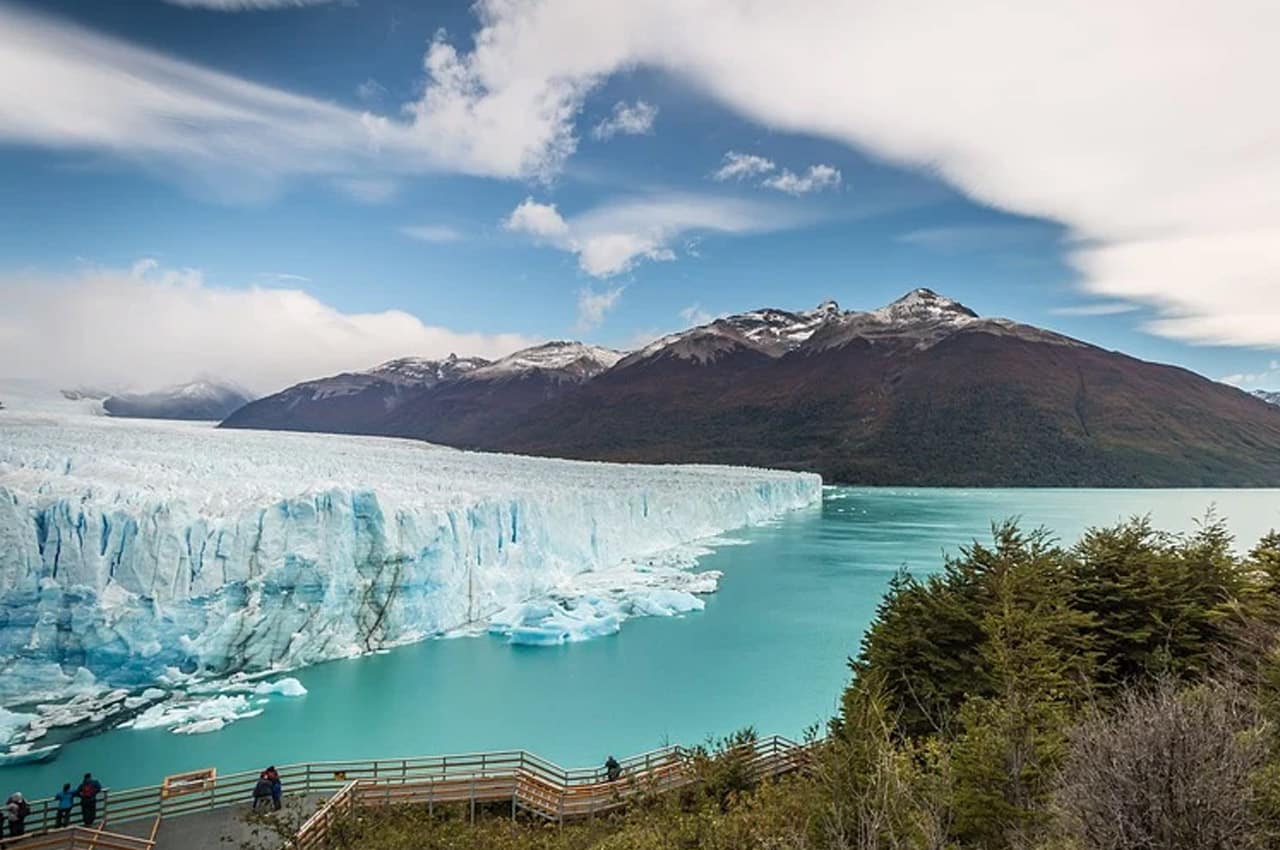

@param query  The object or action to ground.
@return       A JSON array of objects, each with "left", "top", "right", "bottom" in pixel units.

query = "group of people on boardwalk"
[
  {"left": 1, "top": 773, "right": 101, "bottom": 839},
  {"left": 251, "top": 765, "right": 283, "bottom": 812}
]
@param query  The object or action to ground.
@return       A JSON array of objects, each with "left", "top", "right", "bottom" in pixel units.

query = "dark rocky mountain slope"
[{"left": 221, "top": 291, "right": 1280, "bottom": 486}]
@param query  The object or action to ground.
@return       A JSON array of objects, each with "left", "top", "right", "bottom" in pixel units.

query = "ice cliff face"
[{"left": 0, "top": 411, "right": 820, "bottom": 703}]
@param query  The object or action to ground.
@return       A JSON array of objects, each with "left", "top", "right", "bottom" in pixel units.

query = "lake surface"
[{"left": 2, "top": 487, "right": 1278, "bottom": 797}]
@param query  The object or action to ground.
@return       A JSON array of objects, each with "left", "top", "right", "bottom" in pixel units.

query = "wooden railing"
[
  {"left": 0, "top": 736, "right": 806, "bottom": 849},
  {"left": 290, "top": 736, "right": 807, "bottom": 847},
  {"left": 0, "top": 825, "right": 154, "bottom": 850}
]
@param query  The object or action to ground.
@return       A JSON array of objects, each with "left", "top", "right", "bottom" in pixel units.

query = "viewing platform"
[{"left": 0, "top": 736, "right": 806, "bottom": 850}]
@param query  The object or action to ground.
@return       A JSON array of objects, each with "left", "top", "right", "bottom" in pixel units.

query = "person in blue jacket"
[{"left": 54, "top": 783, "right": 76, "bottom": 828}]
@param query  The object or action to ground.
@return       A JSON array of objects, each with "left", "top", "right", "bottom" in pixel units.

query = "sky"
[{"left": 0, "top": 0, "right": 1278, "bottom": 395}]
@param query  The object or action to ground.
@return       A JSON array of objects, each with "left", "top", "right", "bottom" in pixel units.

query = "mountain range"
[
  {"left": 55, "top": 380, "right": 255, "bottom": 421},
  {"left": 221, "top": 290, "right": 1280, "bottom": 486}
]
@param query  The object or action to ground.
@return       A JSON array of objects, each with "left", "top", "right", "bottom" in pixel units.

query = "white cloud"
[
  {"left": 0, "top": 261, "right": 532, "bottom": 395},
  {"left": 503, "top": 192, "right": 807, "bottom": 277},
  {"left": 257, "top": 272, "right": 312, "bottom": 284},
  {"left": 399, "top": 224, "right": 465, "bottom": 243},
  {"left": 1220, "top": 362, "right": 1280, "bottom": 389},
  {"left": 576, "top": 286, "right": 625, "bottom": 331},
  {"left": 12, "top": 1, "right": 1280, "bottom": 347},
  {"left": 403, "top": 0, "right": 1280, "bottom": 348},
  {"left": 592, "top": 100, "right": 659, "bottom": 140},
  {"left": 712, "top": 152, "right": 838, "bottom": 194},
  {"left": 712, "top": 151, "right": 776, "bottom": 181},
  {"left": 0, "top": 4, "right": 586, "bottom": 198},
  {"left": 161, "top": 0, "right": 339, "bottom": 9},
  {"left": 762, "top": 164, "right": 841, "bottom": 195},
  {"left": 679, "top": 304, "right": 714, "bottom": 326},
  {"left": 504, "top": 198, "right": 571, "bottom": 240}
]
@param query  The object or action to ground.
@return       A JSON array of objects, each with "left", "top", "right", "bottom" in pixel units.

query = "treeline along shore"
[{"left": 306, "top": 514, "right": 1280, "bottom": 850}]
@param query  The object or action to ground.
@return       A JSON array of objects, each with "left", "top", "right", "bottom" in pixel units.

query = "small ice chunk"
[
  {"left": 252, "top": 678, "right": 307, "bottom": 697},
  {"left": 0, "top": 706, "right": 37, "bottom": 746}
]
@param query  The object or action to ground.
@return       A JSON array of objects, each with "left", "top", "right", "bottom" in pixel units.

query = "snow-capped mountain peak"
[
  {"left": 1253, "top": 389, "right": 1280, "bottom": 407},
  {"left": 368, "top": 354, "right": 491, "bottom": 386},
  {"left": 620, "top": 300, "right": 844, "bottom": 369},
  {"left": 470, "top": 341, "right": 626, "bottom": 382},
  {"left": 868, "top": 288, "right": 979, "bottom": 325}
]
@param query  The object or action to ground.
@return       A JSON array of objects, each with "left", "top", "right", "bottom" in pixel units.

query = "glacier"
[{"left": 0, "top": 404, "right": 821, "bottom": 708}]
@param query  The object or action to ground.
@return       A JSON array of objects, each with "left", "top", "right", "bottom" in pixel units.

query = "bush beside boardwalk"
[{"left": 312, "top": 516, "right": 1280, "bottom": 850}]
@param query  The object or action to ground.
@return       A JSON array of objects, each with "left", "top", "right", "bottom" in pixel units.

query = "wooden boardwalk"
[{"left": 0, "top": 737, "right": 806, "bottom": 850}]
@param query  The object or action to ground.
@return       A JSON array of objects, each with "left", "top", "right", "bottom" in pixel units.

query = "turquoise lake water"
[{"left": 2, "top": 487, "right": 1279, "bottom": 797}]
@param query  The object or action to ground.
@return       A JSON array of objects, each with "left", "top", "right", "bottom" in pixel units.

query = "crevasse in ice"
[{"left": 0, "top": 410, "right": 821, "bottom": 702}]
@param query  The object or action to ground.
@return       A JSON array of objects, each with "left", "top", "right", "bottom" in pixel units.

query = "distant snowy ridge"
[
  {"left": 466, "top": 341, "right": 625, "bottom": 383},
  {"left": 0, "top": 411, "right": 820, "bottom": 704},
  {"left": 101, "top": 379, "right": 254, "bottom": 421},
  {"left": 1254, "top": 389, "right": 1280, "bottom": 407}
]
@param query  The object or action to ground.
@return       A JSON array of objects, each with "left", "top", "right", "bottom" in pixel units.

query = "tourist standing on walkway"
[
  {"left": 78, "top": 773, "right": 102, "bottom": 826},
  {"left": 5, "top": 792, "right": 29, "bottom": 837},
  {"left": 265, "top": 766, "right": 283, "bottom": 812},
  {"left": 604, "top": 755, "right": 621, "bottom": 782},
  {"left": 252, "top": 774, "right": 273, "bottom": 812},
  {"left": 54, "top": 783, "right": 76, "bottom": 828}
]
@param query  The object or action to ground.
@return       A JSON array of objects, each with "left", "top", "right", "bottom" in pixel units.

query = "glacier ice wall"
[{"left": 0, "top": 412, "right": 820, "bottom": 702}]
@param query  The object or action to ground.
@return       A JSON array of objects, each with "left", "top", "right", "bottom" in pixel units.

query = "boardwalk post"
[{"left": 470, "top": 777, "right": 476, "bottom": 824}]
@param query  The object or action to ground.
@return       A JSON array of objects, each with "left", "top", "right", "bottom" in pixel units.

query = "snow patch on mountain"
[
  {"left": 369, "top": 354, "right": 491, "bottom": 386},
  {"left": 469, "top": 341, "right": 625, "bottom": 382},
  {"left": 619, "top": 301, "right": 839, "bottom": 368},
  {"left": 808, "top": 288, "right": 1085, "bottom": 352},
  {"left": 1252, "top": 389, "right": 1280, "bottom": 406},
  {"left": 102, "top": 380, "right": 254, "bottom": 421}
]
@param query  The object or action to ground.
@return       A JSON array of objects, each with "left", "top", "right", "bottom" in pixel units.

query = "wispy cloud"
[
  {"left": 356, "top": 78, "right": 388, "bottom": 105},
  {"left": 399, "top": 224, "right": 465, "bottom": 243},
  {"left": 679, "top": 304, "right": 714, "bottom": 326},
  {"left": 576, "top": 285, "right": 625, "bottom": 331},
  {"left": 333, "top": 177, "right": 399, "bottom": 204},
  {"left": 504, "top": 193, "right": 809, "bottom": 278},
  {"left": 1050, "top": 302, "right": 1139, "bottom": 317},
  {"left": 0, "top": 261, "right": 533, "bottom": 395},
  {"left": 592, "top": 100, "right": 658, "bottom": 140},
  {"left": 898, "top": 224, "right": 1055, "bottom": 254},
  {"left": 257, "top": 272, "right": 312, "bottom": 284},
  {"left": 0, "top": 4, "right": 585, "bottom": 200},
  {"left": 161, "top": 0, "right": 340, "bottom": 9},
  {"left": 712, "top": 152, "right": 839, "bottom": 194},
  {"left": 711, "top": 152, "right": 776, "bottom": 182},
  {"left": 1220, "top": 361, "right": 1280, "bottom": 389},
  {"left": 762, "top": 164, "right": 841, "bottom": 195}
]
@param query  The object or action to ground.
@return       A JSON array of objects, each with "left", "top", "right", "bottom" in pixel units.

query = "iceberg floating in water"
[
  {"left": 252, "top": 677, "right": 307, "bottom": 697},
  {"left": 0, "top": 411, "right": 820, "bottom": 704}
]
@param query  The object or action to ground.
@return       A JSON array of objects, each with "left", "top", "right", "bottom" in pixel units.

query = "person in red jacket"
[{"left": 78, "top": 773, "right": 102, "bottom": 826}]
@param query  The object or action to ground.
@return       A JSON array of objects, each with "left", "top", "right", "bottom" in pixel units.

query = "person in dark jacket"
[
  {"left": 604, "top": 755, "right": 621, "bottom": 782},
  {"left": 265, "top": 766, "right": 282, "bottom": 811},
  {"left": 251, "top": 776, "right": 273, "bottom": 812},
  {"left": 5, "top": 793, "right": 30, "bottom": 837},
  {"left": 54, "top": 783, "right": 76, "bottom": 828},
  {"left": 78, "top": 774, "right": 102, "bottom": 826}
]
